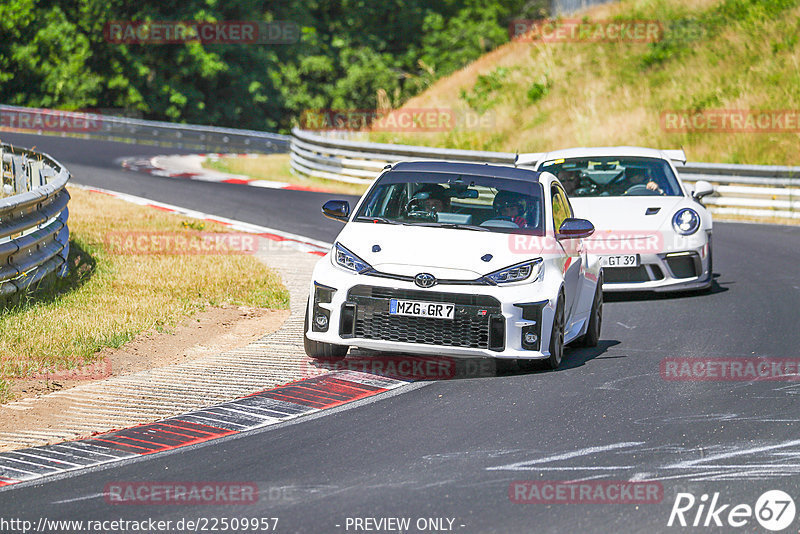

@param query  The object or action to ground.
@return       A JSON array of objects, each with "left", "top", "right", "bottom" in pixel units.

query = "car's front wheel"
[
  {"left": 577, "top": 276, "right": 602, "bottom": 347},
  {"left": 303, "top": 301, "right": 348, "bottom": 360},
  {"left": 544, "top": 296, "right": 565, "bottom": 370}
]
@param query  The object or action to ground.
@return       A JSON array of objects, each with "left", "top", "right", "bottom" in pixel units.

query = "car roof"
[{"left": 390, "top": 160, "right": 544, "bottom": 182}]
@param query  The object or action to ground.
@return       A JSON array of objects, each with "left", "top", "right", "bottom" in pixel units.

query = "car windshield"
[
  {"left": 540, "top": 156, "right": 682, "bottom": 197},
  {"left": 354, "top": 171, "right": 545, "bottom": 234}
]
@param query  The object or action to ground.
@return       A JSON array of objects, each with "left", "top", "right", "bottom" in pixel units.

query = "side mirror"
[
  {"left": 558, "top": 218, "right": 595, "bottom": 240},
  {"left": 692, "top": 180, "right": 714, "bottom": 199},
  {"left": 322, "top": 200, "right": 350, "bottom": 223}
]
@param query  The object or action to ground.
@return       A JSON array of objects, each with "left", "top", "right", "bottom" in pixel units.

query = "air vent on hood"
[{"left": 645, "top": 207, "right": 661, "bottom": 215}]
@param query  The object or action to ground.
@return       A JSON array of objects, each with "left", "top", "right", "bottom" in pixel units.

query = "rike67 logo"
[{"left": 668, "top": 490, "right": 796, "bottom": 531}]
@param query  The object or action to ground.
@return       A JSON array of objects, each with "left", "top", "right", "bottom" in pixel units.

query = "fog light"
[
  {"left": 314, "top": 314, "right": 329, "bottom": 329},
  {"left": 524, "top": 332, "right": 538, "bottom": 345}
]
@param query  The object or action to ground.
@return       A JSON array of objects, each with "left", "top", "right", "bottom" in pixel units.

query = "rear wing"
[
  {"left": 515, "top": 149, "right": 687, "bottom": 167},
  {"left": 661, "top": 149, "right": 687, "bottom": 164},
  {"left": 514, "top": 153, "right": 545, "bottom": 168}
]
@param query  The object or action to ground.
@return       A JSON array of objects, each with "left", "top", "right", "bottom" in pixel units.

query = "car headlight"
[
  {"left": 484, "top": 259, "right": 543, "bottom": 285},
  {"left": 333, "top": 242, "right": 372, "bottom": 273},
  {"left": 672, "top": 208, "right": 700, "bottom": 236}
]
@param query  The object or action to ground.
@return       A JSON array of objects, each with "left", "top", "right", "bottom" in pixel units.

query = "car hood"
[
  {"left": 570, "top": 196, "right": 687, "bottom": 234},
  {"left": 335, "top": 222, "right": 545, "bottom": 279}
]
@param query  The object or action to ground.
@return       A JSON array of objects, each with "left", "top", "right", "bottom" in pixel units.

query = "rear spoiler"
[
  {"left": 662, "top": 149, "right": 687, "bottom": 164},
  {"left": 516, "top": 149, "right": 687, "bottom": 167},
  {"left": 514, "top": 153, "right": 545, "bottom": 168}
]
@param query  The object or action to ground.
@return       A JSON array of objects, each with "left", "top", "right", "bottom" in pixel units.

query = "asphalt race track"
[
  {"left": 2, "top": 133, "right": 800, "bottom": 532},
  {"left": 0, "top": 132, "right": 357, "bottom": 243}
]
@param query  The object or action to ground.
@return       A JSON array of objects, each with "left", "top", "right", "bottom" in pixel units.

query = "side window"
[{"left": 551, "top": 185, "right": 570, "bottom": 232}]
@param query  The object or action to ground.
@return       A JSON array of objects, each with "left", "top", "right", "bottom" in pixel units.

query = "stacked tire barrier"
[
  {"left": 0, "top": 143, "right": 70, "bottom": 296},
  {"left": 290, "top": 128, "right": 800, "bottom": 221}
]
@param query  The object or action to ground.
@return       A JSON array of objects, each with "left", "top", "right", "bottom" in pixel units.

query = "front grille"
[
  {"left": 346, "top": 285, "right": 503, "bottom": 350},
  {"left": 604, "top": 266, "right": 651, "bottom": 283}
]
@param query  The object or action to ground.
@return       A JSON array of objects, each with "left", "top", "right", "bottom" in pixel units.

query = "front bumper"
[
  {"left": 307, "top": 261, "right": 560, "bottom": 360},
  {"left": 601, "top": 232, "right": 712, "bottom": 292}
]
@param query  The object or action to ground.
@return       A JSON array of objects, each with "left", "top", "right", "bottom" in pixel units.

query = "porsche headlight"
[
  {"left": 672, "top": 208, "right": 700, "bottom": 236},
  {"left": 485, "top": 259, "right": 543, "bottom": 285},
  {"left": 333, "top": 242, "right": 372, "bottom": 273}
]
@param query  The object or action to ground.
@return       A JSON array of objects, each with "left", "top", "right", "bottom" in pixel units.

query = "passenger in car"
[{"left": 558, "top": 170, "right": 581, "bottom": 195}]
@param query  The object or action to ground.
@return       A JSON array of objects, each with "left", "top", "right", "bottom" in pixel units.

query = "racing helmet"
[{"left": 493, "top": 190, "right": 526, "bottom": 215}]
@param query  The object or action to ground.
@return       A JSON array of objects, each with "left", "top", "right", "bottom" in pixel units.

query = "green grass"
[{"left": 0, "top": 187, "right": 289, "bottom": 403}]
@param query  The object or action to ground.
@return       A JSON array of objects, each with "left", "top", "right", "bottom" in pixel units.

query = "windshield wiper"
[
  {"left": 415, "top": 222, "right": 490, "bottom": 232},
  {"left": 355, "top": 216, "right": 401, "bottom": 225}
]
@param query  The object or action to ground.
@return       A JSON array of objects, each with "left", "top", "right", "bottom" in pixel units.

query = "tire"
[
  {"left": 544, "top": 295, "right": 565, "bottom": 370},
  {"left": 303, "top": 301, "right": 348, "bottom": 360},
  {"left": 577, "top": 277, "right": 602, "bottom": 347}
]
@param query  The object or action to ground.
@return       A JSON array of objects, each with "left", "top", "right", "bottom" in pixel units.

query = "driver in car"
[
  {"left": 627, "top": 168, "right": 663, "bottom": 194},
  {"left": 493, "top": 191, "right": 528, "bottom": 228},
  {"left": 409, "top": 184, "right": 451, "bottom": 215}
]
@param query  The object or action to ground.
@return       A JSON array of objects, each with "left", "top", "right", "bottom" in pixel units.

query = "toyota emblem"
[{"left": 414, "top": 273, "right": 437, "bottom": 288}]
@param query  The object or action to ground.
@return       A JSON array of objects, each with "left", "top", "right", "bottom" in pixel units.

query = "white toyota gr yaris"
[{"left": 304, "top": 161, "right": 603, "bottom": 370}]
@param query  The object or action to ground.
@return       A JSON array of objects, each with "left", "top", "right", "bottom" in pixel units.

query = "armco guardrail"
[
  {"left": 290, "top": 128, "right": 799, "bottom": 221},
  {"left": 551, "top": 0, "right": 616, "bottom": 16},
  {"left": 0, "top": 143, "right": 70, "bottom": 296},
  {"left": 0, "top": 104, "right": 289, "bottom": 155}
]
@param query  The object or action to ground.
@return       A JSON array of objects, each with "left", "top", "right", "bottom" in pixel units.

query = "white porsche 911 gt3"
[
  {"left": 518, "top": 147, "right": 714, "bottom": 292},
  {"left": 305, "top": 161, "right": 603, "bottom": 370}
]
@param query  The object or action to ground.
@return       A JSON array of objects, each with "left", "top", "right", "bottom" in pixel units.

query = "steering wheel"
[
  {"left": 624, "top": 184, "right": 660, "bottom": 196},
  {"left": 480, "top": 215, "right": 521, "bottom": 229}
]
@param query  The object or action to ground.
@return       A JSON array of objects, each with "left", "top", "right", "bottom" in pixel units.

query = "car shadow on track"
[
  {"left": 504, "top": 339, "right": 622, "bottom": 376},
  {"left": 603, "top": 273, "right": 728, "bottom": 302},
  {"left": 306, "top": 339, "right": 622, "bottom": 381}
]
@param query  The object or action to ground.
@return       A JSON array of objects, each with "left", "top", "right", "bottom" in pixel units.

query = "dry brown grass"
[
  {"left": 373, "top": 0, "right": 800, "bottom": 166},
  {"left": 0, "top": 187, "right": 289, "bottom": 402}
]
